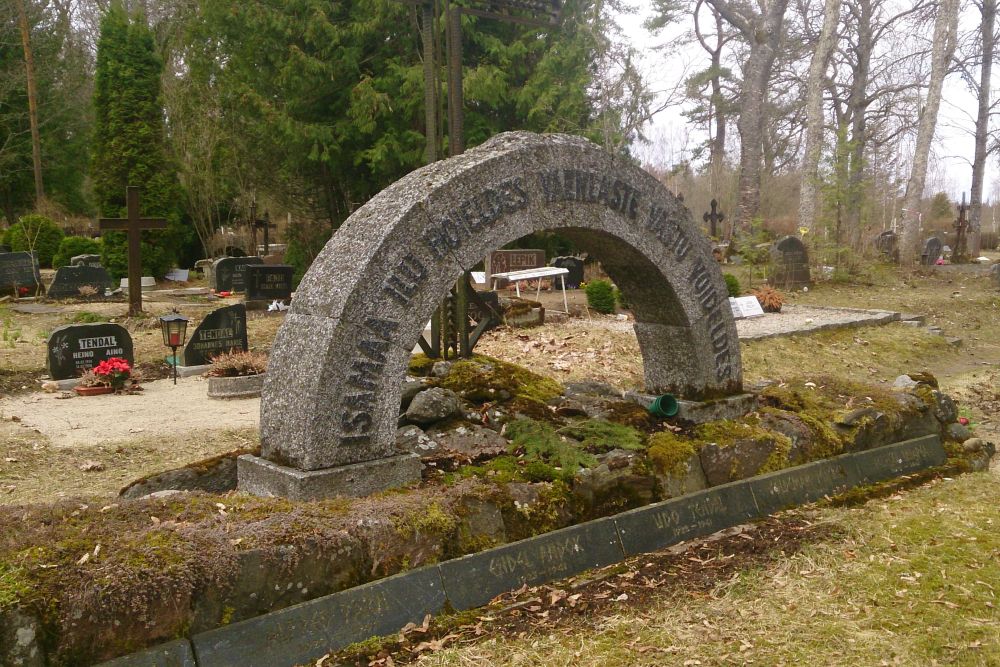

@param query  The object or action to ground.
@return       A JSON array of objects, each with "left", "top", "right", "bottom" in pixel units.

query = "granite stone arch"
[{"left": 259, "top": 132, "right": 741, "bottom": 474}]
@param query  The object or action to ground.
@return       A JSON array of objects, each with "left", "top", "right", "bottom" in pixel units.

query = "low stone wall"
[{"left": 0, "top": 374, "right": 990, "bottom": 665}]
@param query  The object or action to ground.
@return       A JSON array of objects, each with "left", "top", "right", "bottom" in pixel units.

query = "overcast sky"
[{"left": 615, "top": 1, "right": 998, "bottom": 202}]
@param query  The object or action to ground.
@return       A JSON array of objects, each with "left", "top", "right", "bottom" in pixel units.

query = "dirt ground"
[{"left": 1, "top": 263, "right": 999, "bottom": 505}]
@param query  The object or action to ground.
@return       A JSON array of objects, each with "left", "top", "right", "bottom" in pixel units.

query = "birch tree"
[
  {"left": 899, "top": 0, "right": 959, "bottom": 265},
  {"left": 797, "top": 0, "right": 841, "bottom": 231},
  {"left": 968, "top": 0, "right": 997, "bottom": 256}
]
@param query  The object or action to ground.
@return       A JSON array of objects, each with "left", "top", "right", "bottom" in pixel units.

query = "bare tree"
[
  {"left": 14, "top": 0, "right": 43, "bottom": 202},
  {"left": 705, "top": 0, "right": 791, "bottom": 232},
  {"left": 899, "top": 0, "right": 959, "bottom": 264},
  {"left": 798, "top": 0, "right": 841, "bottom": 231},
  {"left": 968, "top": 0, "right": 997, "bottom": 255}
]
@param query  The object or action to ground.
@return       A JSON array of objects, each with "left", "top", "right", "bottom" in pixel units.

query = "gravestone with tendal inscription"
[
  {"left": 183, "top": 304, "right": 248, "bottom": 366},
  {"left": 47, "top": 322, "right": 134, "bottom": 381}
]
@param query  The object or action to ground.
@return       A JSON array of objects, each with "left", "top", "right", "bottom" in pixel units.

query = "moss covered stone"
[
  {"left": 435, "top": 355, "right": 563, "bottom": 404},
  {"left": 562, "top": 419, "right": 645, "bottom": 452},
  {"left": 646, "top": 432, "right": 698, "bottom": 477}
]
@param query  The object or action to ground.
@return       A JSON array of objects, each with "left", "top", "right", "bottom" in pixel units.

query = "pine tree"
[{"left": 91, "top": 2, "right": 182, "bottom": 279}]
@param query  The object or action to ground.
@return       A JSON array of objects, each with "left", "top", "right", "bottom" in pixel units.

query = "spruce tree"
[{"left": 91, "top": 2, "right": 181, "bottom": 279}]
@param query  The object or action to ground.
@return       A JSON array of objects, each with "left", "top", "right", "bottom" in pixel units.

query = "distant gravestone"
[
  {"left": 47, "top": 322, "right": 134, "bottom": 380},
  {"left": 768, "top": 236, "right": 811, "bottom": 289},
  {"left": 70, "top": 254, "right": 103, "bottom": 268},
  {"left": 213, "top": 256, "right": 263, "bottom": 293},
  {"left": 874, "top": 231, "right": 899, "bottom": 262},
  {"left": 990, "top": 263, "right": 1000, "bottom": 289},
  {"left": 485, "top": 249, "right": 545, "bottom": 284},
  {"left": 550, "top": 256, "right": 585, "bottom": 288},
  {"left": 183, "top": 303, "right": 248, "bottom": 366},
  {"left": 921, "top": 237, "right": 943, "bottom": 265},
  {"left": 0, "top": 251, "right": 43, "bottom": 295},
  {"left": 245, "top": 264, "right": 293, "bottom": 302},
  {"left": 47, "top": 265, "right": 112, "bottom": 299}
]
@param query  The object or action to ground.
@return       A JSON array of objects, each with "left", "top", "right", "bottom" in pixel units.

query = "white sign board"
[
  {"left": 164, "top": 268, "right": 190, "bottom": 282},
  {"left": 729, "top": 296, "right": 765, "bottom": 319}
]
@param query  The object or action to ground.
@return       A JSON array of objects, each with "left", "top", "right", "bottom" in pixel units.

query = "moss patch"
[
  {"left": 646, "top": 432, "right": 698, "bottom": 476},
  {"left": 562, "top": 419, "right": 645, "bottom": 453},
  {"left": 0, "top": 562, "right": 29, "bottom": 610},
  {"left": 408, "top": 353, "right": 435, "bottom": 377},
  {"left": 506, "top": 418, "right": 598, "bottom": 475},
  {"left": 436, "top": 355, "right": 563, "bottom": 403}
]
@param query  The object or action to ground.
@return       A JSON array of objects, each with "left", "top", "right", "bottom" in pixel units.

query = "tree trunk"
[
  {"left": 899, "top": 0, "right": 958, "bottom": 265},
  {"left": 844, "top": 0, "right": 872, "bottom": 249},
  {"left": 14, "top": 0, "right": 44, "bottom": 203},
  {"left": 969, "top": 0, "right": 996, "bottom": 256},
  {"left": 798, "top": 0, "right": 842, "bottom": 231}
]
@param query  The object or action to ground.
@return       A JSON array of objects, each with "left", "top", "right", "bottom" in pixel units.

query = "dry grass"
[{"left": 418, "top": 466, "right": 1000, "bottom": 666}]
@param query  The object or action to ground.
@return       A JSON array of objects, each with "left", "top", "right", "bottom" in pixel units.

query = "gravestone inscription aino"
[
  {"left": 47, "top": 322, "right": 134, "bottom": 380},
  {"left": 47, "top": 265, "right": 112, "bottom": 299},
  {"left": 0, "top": 251, "right": 43, "bottom": 294},
  {"left": 183, "top": 303, "right": 248, "bottom": 366},
  {"left": 921, "top": 237, "right": 943, "bottom": 265},
  {"left": 245, "top": 264, "right": 293, "bottom": 301},
  {"left": 768, "top": 236, "right": 811, "bottom": 289},
  {"left": 213, "top": 256, "right": 264, "bottom": 293}
]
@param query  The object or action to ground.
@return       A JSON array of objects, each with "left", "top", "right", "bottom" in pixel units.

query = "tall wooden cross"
[
  {"left": 703, "top": 198, "right": 725, "bottom": 238},
  {"left": 252, "top": 211, "right": 276, "bottom": 257},
  {"left": 953, "top": 192, "right": 969, "bottom": 264},
  {"left": 99, "top": 186, "right": 167, "bottom": 316}
]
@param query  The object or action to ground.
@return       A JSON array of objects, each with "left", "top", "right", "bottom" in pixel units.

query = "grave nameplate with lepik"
[
  {"left": 245, "top": 264, "right": 293, "bottom": 302},
  {"left": 485, "top": 249, "right": 545, "bottom": 284},
  {"left": 183, "top": 304, "right": 248, "bottom": 366},
  {"left": 47, "top": 322, "right": 134, "bottom": 380},
  {"left": 768, "top": 236, "right": 811, "bottom": 289},
  {"left": 213, "top": 256, "right": 264, "bottom": 293},
  {"left": 0, "top": 251, "right": 42, "bottom": 294},
  {"left": 550, "top": 256, "right": 585, "bottom": 288},
  {"left": 47, "top": 265, "right": 112, "bottom": 299}
]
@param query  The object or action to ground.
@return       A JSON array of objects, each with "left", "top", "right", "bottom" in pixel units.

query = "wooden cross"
[
  {"left": 953, "top": 192, "right": 969, "bottom": 264},
  {"left": 252, "top": 211, "right": 276, "bottom": 257},
  {"left": 703, "top": 198, "right": 725, "bottom": 238},
  {"left": 99, "top": 186, "right": 167, "bottom": 316}
]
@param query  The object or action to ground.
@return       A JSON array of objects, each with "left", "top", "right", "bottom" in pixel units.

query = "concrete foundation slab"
[{"left": 237, "top": 453, "right": 422, "bottom": 501}]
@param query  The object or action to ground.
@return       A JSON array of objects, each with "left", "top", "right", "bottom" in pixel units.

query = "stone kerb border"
[
  {"left": 101, "top": 434, "right": 946, "bottom": 667},
  {"left": 252, "top": 132, "right": 742, "bottom": 495}
]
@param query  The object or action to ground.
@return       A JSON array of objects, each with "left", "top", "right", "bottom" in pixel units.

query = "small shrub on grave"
[
  {"left": 723, "top": 273, "right": 741, "bottom": 297},
  {"left": 5, "top": 214, "right": 65, "bottom": 268},
  {"left": 612, "top": 286, "right": 631, "bottom": 310},
  {"left": 52, "top": 235, "right": 101, "bottom": 268},
  {"left": 207, "top": 350, "right": 268, "bottom": 377},
  {"left": 751, "top": 285, "right": 784, "bottom": 312},
  {"left": 585, "top": 279, "right": 616, "bottom": 314}
]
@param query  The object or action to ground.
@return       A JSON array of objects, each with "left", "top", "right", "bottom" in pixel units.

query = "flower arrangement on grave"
[
  {"left": 751, "top": 286, "right": 784, "bottom": 313},
  {"left": 78, "top": 357, "right": 133, "bottom": 390},
  {"left": 207, "top": 350, "right": 268, "bottom": 377}
]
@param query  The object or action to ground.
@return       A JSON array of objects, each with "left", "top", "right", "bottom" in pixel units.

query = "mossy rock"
[
  {"left": 646, "top": 431, "right": 698, "bottom": 477},
  {"left": 408, "top": 354, "right": 436, "bottom": 377},
  {"left": 696, "top": 419, "right": 793, "bottom": 485},
  {"left": 562, "top": 419, "right": 645, "bottom": 453},
  {"left": 436, "top": 355, "right": 563, "bottom": 404}
]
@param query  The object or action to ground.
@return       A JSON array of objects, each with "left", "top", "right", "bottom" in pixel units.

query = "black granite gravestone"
[
  {"left": 0, "top": 251, "right": 42, "bottom": 295},
  {"left": 47, "top": 265, "right": 112, "bottom": 299},
  {"left": 550, "top": 256, "right": 585, "bottom": 288},
  {"left": 70, "top": 254, "right": 103, "bottom": 268},
  {"left": 183, "top": 304, "right": 248, "bottom": 366},
  {"left": 921, "top": 237, "right": 943, "bottom": 265},
  {"left": 212, "top": 256, "right": 263, "bottom": 293},
  {"left": 768, "top": 236, "right": 811, "bottom": 289},
  {"left": 874, "top": 230, "right": 899, "bottom": 262},
  {"left": 47, "top": 322, "right": 134, "bottom": 380},
  {"left": 245, "top": 264, "right": 293, "bottom": 301}
]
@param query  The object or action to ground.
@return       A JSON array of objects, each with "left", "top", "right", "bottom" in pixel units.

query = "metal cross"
[
  {"left": 703, "top": 199, "right": 725, "bottom": 238},
  {"left": 99, "top": 186, "right": 167, "bottom": 316}
]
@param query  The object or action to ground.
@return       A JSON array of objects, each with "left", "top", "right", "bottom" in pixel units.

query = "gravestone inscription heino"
[
  {"left": 183, "top": 304, "right": 248, "bottom": 366},
  {"left": 47, "top": 322, "right": 134, "bottom": 381}
]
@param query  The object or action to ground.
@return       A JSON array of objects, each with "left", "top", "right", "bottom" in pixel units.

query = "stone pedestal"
[{"left": 237, "top": 453, "right": 421, "bottom": 501}]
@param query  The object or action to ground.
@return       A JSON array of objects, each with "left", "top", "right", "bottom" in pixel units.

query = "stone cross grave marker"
[
  {"left": 47, "top": 265, "right": 112, "bottom": 299},
  {"left": 921, "top": 236, "right": 943, "bottom": 265},
  {"left": 47, "top": 322, "right": 134, "bottom": 381},
  {"left": 768, "top": 236, "right": 811, "bottom": 289},
  {"left": 183, "top": 304, "right": 248, "bottom": 366},
  {"left": 98, "top": 186, "right": 167, "bottom": 315},
  {"left": 245, "top": 264, "right": 293, "bottom": 302},
  {"left": 702, "top": 198, "right": 725, "bottom": 238},
  {"left": 0, "top": 251, "right": 42, "bottom": 296},
  {"left": 550, "top": 256, "right": 584, "bottom": 288},
  {"left": 213, "top": 256, "right": 264, "bottom": 293},
  {"left": 240, "top": 132, "right": 742, "bottom": 501}
]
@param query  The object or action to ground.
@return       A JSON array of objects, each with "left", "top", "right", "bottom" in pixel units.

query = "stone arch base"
[{"left": 239, "top": 132, "right": 742, "bottom": 500}]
